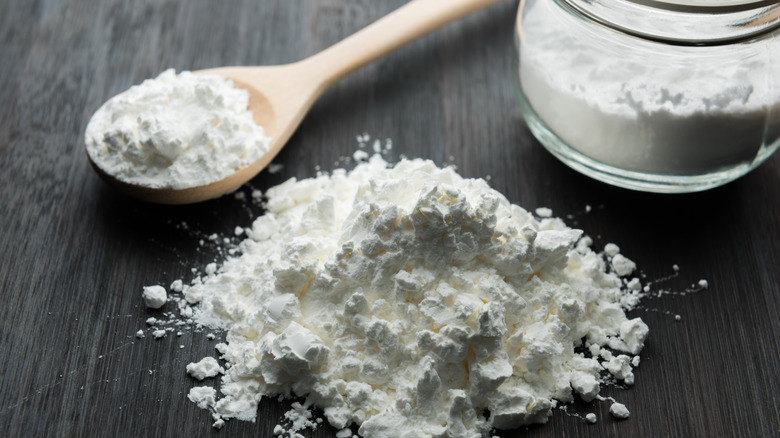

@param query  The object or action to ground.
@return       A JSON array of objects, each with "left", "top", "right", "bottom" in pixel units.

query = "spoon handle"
[{"left": 302, "top": 0, "right": 502, "bottom": 89}]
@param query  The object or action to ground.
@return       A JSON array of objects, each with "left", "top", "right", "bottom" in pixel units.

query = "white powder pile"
[
  {"left": 518, "top": 1, "right": 780, "bottom": 175},
  {"left": 166, "top": 154, "right": 649, "bottom": 436},
  {"left": 85, "top": 69, "right": 270, "bottom": 189}
]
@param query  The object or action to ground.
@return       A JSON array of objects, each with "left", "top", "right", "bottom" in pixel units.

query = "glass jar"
[{"left": 514, "top": 0, "right": 780, "bottom": 192}]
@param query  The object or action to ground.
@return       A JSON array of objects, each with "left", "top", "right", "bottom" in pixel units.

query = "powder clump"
[
  {"left": 186, "top": 357, "right": 224, "bottom": 381},
  {"left": 609, "top": 402, "right": 630, "bottom": 419},
  {"left": 142, "top": 285, "right": 167, "bottom": 309},
  {"left": 166, "top": 155, "right": 647, "bottom": 437}
]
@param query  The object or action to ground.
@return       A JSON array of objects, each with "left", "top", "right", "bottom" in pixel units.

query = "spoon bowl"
[{"left": 88, "top": 0, "right": 500, "bottom": 204}]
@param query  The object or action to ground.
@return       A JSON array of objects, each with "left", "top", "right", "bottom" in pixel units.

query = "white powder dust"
[
  {"left": 161, "top": 154, "right": 649, "bottom": 437},
  {"left": 85, "top": 69, "right": 271, "bottom": 189}
]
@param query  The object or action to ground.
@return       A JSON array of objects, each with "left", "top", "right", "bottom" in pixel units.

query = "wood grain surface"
[{"left": 1, "top": 1, "right": 778, "bottom": 437}]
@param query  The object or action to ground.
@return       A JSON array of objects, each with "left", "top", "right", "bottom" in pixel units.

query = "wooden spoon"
[{"left": 89, "top": 0, "right": 500, "bottom": 204}]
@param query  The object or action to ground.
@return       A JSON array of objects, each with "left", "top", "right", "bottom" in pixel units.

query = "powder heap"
[
  {"left": 168, "top": 155, "right": 648, "bottom": 437},
  {"left": 85, "top": 69, "right": 270, "bottom": 189}
]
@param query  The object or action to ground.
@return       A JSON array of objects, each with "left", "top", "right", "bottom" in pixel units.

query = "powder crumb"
[
  {"left": 604, "top": 354, "right": 634, "bottom": 384},
  {"left": 336, "top": 429, "right": 353, "bottom": 438},
  {"left": 675, "top": 314, "right": 682, "bottom": 321},
  {"left": 585, "top": 413, "right": 597, "bottom": 423},
  {"left": 535, "top": 207, "right": 553, "bottom": 217},
  {"left": 673, "top": 264, "right": 680, "bottom": 272},
  {"left": 280, "top": 401, "right": 318, "bottom": 435},
  {"left": 585, "top": 204, "right": 592, "bottom": 213},
  {"left": 212, "top": 418, "right": 225, "bottom": 429},
  {"left": 234, "top": 191, "right": 246, "bottom": 201},
  {"left": 188, "top": 386, "right": 216, "bottom": 410},
  {"left": 626, "top": 277, "right": 642, "bottom": 291},
  {"left": 170, "top": 279, "right": 183, "bottom": 292},
  {"left": 135, "top": 330, "right": 144, "bottom": 339},
  {"left": 234, "top": 226, "right": 244, "bottom": 236},
  {"left": 352, "top": 150, "right": 370, "bottom": 162},
  {"left": 268, "top": 163, "right": 284, "bottom": 174},
  {"left": 142, "top": 285, "right": 167, "bottom": 309},
  {"left": 610, "top": 402, "right": 630, "bottom": 419},
  {"left": 146, "top": 317, "right": 157, "bottom": 326},
  {"left": 604, "top": 243, "right": 621, "bottom": 257},
  {"left": 273, "top": 425, "right": 284, "bottom": 435},
  {"left": 612, "top": 254, "right": 637, "bottom": 276},
  {"left": 206, "top": 333, "right": 216, "bottom": 340},
  {"left": 186, "top": 357, "right": 224, "bottom": 380},
  {"left": 698, "top": 279, "right": 709, "bottom": 289},
  {"left": 205, "top": 263, "right": 217, "bottom": 275},
  {"left": 153, "top": 329, "right": 166, "bottom": 339}
]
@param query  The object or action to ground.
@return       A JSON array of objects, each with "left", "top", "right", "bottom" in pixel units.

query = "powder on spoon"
[{"left": 85, "top": 69, "right": 271, "bottom": 189}]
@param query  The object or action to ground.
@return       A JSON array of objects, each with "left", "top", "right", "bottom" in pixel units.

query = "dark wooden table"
[{"left": 1, "top": 1, "right": 778, "bottom": 437}]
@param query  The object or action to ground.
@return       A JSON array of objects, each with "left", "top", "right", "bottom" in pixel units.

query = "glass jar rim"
[
  {"left": 626, "top": 0, "right": 777, "bottom": 12},
  {"left": 559, "top": 0, "right": 780, "bottom": 44}
]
